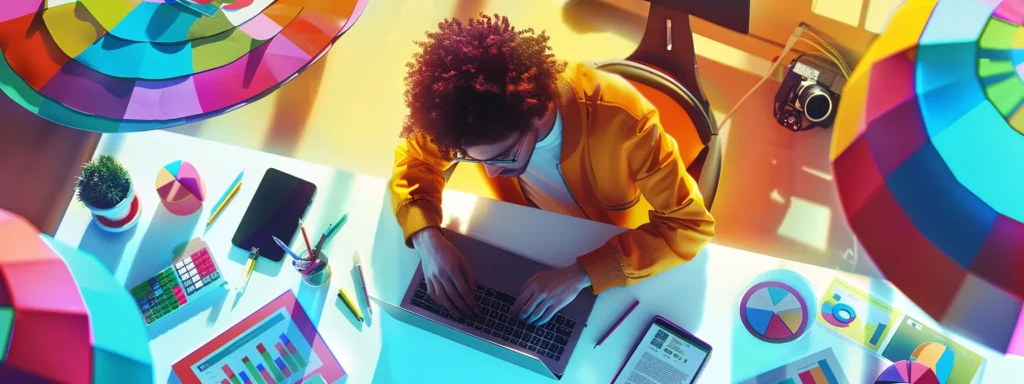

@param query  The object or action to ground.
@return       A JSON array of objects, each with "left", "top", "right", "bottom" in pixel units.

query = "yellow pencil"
[
  {"left": 207, "top": 179, "right": 241, "bottom": 226},
  {"left": 338, "top": 288, "right": 364, "bottom": 322}
]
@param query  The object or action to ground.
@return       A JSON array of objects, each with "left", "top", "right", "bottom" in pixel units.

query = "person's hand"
[
  {"left": 412, "top": 228, "right": 477, "bottom": 317},
  {"left": 512, "top": 263, "right": 591, "bottom": 326}
]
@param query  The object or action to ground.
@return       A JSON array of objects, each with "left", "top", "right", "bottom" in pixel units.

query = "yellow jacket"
[{"left": 390, "top": 62, "right": 715, "bottom": 294}]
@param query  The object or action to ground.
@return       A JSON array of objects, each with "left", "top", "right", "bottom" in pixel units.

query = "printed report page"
[{"left": 614, "top": 324, "right": 708, "bottom": 384}]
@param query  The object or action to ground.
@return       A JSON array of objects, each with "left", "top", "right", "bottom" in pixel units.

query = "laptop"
[{"left": 372, "top": 229, "right": 597, "bottom": 380}]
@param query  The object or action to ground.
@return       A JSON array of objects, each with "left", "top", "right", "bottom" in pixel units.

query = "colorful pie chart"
[
  {"left": 740, "top": 281, "right": 810, "bottom": 343},
  {"left": 875, "top": 360, "right": 940, "bottom": 384},
  {"left": 156, "top": 160, "right": 206, "bottom": 216}
]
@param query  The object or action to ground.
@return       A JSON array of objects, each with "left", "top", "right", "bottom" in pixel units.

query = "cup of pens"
[{"left": 294, "top": 249, "right": 331, "bottom": 286}]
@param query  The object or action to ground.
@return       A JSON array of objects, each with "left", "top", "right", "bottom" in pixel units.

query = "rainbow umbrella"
[
  {"left": 0, "top": 0, "right": 368, "bottom": 132},
  {"left": 0, "top": 209, "right": 152, "bottom": 382},
  {"left": 831, "top": 0, "right": 1024, "bottom": 356}
]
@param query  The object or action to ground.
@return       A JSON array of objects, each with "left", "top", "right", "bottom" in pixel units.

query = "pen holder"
[{"left": 295, "top": 249, "right": 331, "bottom": 287}]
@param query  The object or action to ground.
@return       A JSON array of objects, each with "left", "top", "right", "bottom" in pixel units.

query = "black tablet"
[{"left": 231, "top": 168, "right": 316, "bottom": 261}]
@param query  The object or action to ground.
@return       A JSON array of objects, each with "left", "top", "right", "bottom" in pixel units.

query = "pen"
[
  {"left": 298, "top": 219, "right": 314, "bottom": 259},
  {"left": 312, "top": 227, "right": 329, "bottom": 259},
  {"left": 236, "top": 247, "right": 259, "bottom": 296},
  {"left": 353, "top": 252, "right": 372, "bottom": 315},
  {"left": 595, "top": 300, "right": 639, "bottom": 348},
  {"left": 338, "top": 287, "right": 364, "bottom": 322},
  {"left": 207, "top": 170, "right": 244, "bottom": 226},
  {"left": 272, "top": 236, "right": 302, "bottom": 261},
  {"left": 323, "top": 213, "right": 348, "bottom": 240}
]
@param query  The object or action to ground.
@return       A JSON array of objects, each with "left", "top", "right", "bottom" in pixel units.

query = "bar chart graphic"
[
  {"left": 218, "top": 335, "right": 316, "bottom": 384},
  {"left": 174, "top": 291, "right": 345, "bottom": 384},
  {"left": 816, "top": 279, "right": 901, "bottom": 352}
]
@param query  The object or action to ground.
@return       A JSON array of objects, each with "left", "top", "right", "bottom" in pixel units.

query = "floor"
[{"left": 0, "top": 0, "right": 881, "bottom": 278}]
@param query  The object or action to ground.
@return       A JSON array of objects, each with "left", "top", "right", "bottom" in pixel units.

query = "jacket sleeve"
[
  {"left": 391, "top": 133, "right": 453, "bottom": 248},
  {"left": 576, "top": 103, "right": 716, "bottom": 294}
]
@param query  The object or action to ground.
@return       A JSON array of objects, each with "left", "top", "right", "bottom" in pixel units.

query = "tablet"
[
  {"left": 231, "top": 168, "right": 316, "bottom": 262},
  {"left": 612, "top": 316, "right": 712, "bottom": 384}
]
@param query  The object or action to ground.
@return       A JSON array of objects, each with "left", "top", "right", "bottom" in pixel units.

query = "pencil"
[
  {"left": 207, "top": 170, "right": 244, "bottom": 226},
  {"left": 298, "top": 219, "right": 314, "bottom": 259},
  {"left": 595, "top": 300, "right": 639, "bottom": 348},
  {"left": 353, "top": 252, "right": 372, "bottom": 315},
  {"left": 338, "top": 288, "right": 364, "bottom": 322}
]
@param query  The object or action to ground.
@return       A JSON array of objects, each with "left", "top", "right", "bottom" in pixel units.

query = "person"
[{"left": 391, "top": 13, "right": 715, "bottom": 326}]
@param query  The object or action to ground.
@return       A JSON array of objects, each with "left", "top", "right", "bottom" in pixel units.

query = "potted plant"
[{"left": 76, "top": 155, "right": 141, "bottom": 232}]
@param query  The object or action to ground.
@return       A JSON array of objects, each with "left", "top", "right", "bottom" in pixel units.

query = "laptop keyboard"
[{"left": 412, "top": 280, "right": 578, "bottom": 362}]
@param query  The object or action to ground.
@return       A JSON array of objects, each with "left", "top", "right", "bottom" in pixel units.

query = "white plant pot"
[{"left": 83, "top": 178, "right": 141, "bottom": 232}]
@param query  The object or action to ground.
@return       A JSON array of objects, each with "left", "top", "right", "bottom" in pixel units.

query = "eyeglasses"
[{"left": 454, "top": 134, "right": 527, "bottom": 165}]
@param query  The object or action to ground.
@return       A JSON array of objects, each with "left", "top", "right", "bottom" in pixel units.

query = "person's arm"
[
  {"left": 576, "top": 100, "right": 716, "bottom": 294},
  {"left": 391, "top": 133, "right": 452, "bottom": 247}
]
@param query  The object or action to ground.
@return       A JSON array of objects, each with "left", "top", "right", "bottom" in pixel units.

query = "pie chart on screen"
[
  {"left": 739, "top": 281, "right": 810, "bottom": 343},
  {"left": 875, "top": 360, "right": 940, "bottom": 384}
]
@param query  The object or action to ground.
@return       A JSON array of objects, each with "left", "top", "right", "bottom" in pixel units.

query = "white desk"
[{"left": 55, "top": 131, "right": 1022, "bottom": 383}]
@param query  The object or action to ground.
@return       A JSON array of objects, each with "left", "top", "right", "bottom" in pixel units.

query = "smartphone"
[
  {"left": 231, "top": 168, "right": 316, "bottom": 261},
  {"left": 611, "top": 316, "right": 712, "bottom": 384}
]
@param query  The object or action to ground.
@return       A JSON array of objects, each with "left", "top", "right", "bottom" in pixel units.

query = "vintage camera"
[{"left": 773, "top": 54, "right": 845, "bottom": 132}]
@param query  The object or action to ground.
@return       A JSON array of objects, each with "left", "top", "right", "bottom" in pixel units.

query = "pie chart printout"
[
  {"left": 875, "top": 360, "right": 940, "bottom": 384},
  {"left": 740, "top": 281, "right": 810, "bottom": 343},
  {"left": 156, "top": 160, "right": 206, "bottom": 216}
]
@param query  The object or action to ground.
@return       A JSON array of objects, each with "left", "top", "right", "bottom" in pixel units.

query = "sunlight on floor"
[
  {"left": 812, "top": 0, "right": 865, "bottom": 27},
  {"left": 776, "top": 196, "right": 832, "bottom": 251},
  {"left": 801, "top": 165, "right": 833, "bottom": 182},
  {"left": 864, "top": 0, "right": 905, "bottom": 33}
]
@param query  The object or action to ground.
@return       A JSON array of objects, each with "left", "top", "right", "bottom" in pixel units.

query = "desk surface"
[{"left": 54, "top": 131, "right": 1022, "bottom": 383}]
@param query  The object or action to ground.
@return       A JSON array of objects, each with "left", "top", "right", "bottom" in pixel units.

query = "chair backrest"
[{"left": 595, "top": 60, "right": 722, "bottom": 210}]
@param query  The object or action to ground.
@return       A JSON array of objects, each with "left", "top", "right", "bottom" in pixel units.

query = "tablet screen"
[
  {"left": 613, "top": 321, "right": 710, "bottom": 384},
  {"left": 231, "top": 168, "right": 316, "bottom": 261}
]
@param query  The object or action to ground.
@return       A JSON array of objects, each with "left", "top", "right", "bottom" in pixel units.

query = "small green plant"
[{"left": 76, "top": 155, "right": 131, "bottom": 209}]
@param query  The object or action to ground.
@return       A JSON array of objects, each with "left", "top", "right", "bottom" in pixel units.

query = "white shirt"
[{"left": 519, "top": 111, "right": 587, "bottom": 218}]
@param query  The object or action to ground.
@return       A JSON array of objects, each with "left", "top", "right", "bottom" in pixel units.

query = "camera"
[{"left": 773, "top": 54, "right": 845, "bottom": 132}]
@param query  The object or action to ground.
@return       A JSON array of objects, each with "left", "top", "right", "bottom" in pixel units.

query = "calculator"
[{"left": 129, "top": 237, "right": 225, "bottom": 325}]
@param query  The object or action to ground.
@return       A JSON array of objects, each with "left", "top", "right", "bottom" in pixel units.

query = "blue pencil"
[{"left": 272, "top": 236, "right": 302, "bottom": 261}]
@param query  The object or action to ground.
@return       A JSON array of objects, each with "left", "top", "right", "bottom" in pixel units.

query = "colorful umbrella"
[
  {"left": 0, "top": 0, "right": 368, "bottom": 132},
  {"left": 0, "top": 209, "right": 153, "bottom": 382},
  {"left": 831, "top": 0, "right": 1024, "bottom": 356}
]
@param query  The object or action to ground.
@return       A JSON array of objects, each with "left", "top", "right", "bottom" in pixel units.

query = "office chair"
[{"left": 592, "top": 0, "right": 736, "bottom": 210}]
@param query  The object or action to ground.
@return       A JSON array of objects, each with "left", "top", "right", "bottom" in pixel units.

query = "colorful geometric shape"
[
  {"left": 0, "top": 0, "right": 369, "bottom": 132},
  {"left": 831, "top": 0, "right": 1024, "bottom": 356},
  {"left": 875, "top": 360, "right": 940, "bottom": 384},
  {"left": 910, "top": 342, "right": 954, "bottom": 384},
  {"left": 739, "top": 271, "right": 814, "bottom": 344},
  {"left": 0, "top": 208, "right": 152, "bottom": 383},
  {"left": 157, "top": 160, "right": 207, "bottom": 216}
]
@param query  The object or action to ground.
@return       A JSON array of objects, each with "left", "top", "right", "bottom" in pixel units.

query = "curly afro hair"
[{"left": 401, "top": 13, "right": 567, "bottom": 161}]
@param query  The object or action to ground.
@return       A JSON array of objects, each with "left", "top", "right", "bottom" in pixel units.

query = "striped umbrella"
[
  {"left": 0, "top": 209, "right": 153, "bottom": 382},
  {"left": 0, "top": 0, "right": 368, "bottom": 132},
  {"left": 831, "top": 0, "right": 1024, "bottom": 356}
]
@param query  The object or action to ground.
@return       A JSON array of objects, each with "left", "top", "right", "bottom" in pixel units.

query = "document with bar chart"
[
  {"left": 736, "top": 348, "right": 851, "bottom": 384},
  {"left": 173, "top": 291, "right": 345, "bottom": 384}
]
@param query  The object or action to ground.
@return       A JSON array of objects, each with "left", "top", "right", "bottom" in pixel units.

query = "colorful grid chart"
[
  {"left": 129, "top": 239, "right": 224, "bottom": 324},
  {"left": 0, "top": 0, "right": 368, "bottom": 132},
  {"left": 830, "top": 0, "right": 1024, "bottom": 356},
  {"left": 173, "top": 290, "right": 344, "bottom": 384}
]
